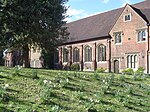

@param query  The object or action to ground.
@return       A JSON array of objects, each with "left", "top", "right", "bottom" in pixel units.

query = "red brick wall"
[
  {"left": 61, "top": 39, "right": 110, "bottom": 71},
  {"left": 110, "top": 5, "right": 148, "bottom": 72}
]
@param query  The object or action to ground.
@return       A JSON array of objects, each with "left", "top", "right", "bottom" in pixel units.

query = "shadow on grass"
[
  {"left": 0, "top": 80, "right": 5, "bottom": 84},
  {"left": 63, "top": 84, "right": 81, "bottom": 92},
  {"left": 0, "top": 75, "right": 11, "bottom": 80},
  {"left": 9, "top": 95, "right": 33, "bottom": 106},
  {"left": 7, "top": 88, "right": 20, "bottom": 93},
  {"left": 0, "top": 106, "right": 13, "bottom": 112}
]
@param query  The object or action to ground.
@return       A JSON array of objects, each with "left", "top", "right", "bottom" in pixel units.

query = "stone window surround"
[
  {"left": 137, "top": 29, "right": 147, "bottom": 43},
  {"left": 114, "top": 32, "right": 122, "bottom": 45},
  {"left": 124, "top": 13, "right": 132, "bottom": 22},
  {"left": 97, "top": 44, "right": 106, "bottom": 62}
]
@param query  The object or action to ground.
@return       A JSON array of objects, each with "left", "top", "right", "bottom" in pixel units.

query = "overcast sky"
[{"left": 65, "top": 0, "right": 145, "bottom": 22}]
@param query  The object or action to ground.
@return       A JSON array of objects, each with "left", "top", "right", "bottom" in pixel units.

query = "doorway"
[{"left": 114, "top": 60, "right": 119, "bottom": 73}]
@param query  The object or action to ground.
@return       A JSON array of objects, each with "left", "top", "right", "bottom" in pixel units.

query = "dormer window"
[
  {"left": 124, "top": 13, "right": 131, "bottom": 22},
  {"left": 114, "top": 32, "right": 122, "bottom": 44},
  {"left": 137, "top": 30, "right": 147, "bottom": 42}
]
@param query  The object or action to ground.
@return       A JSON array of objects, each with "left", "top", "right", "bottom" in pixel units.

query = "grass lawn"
[{"left": 0, "top": 66, "right": 150, "bottom": 112}]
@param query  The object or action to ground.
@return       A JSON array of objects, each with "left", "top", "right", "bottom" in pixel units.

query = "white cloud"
[
  {"left": 102, "top": 0, "right": 110, "bottom": 4},
  {"left": 67, "top": 7, "right": 84, "bottom": 16},
  {"left": 65, "top": 8, "right": 102, "bottom": 23},
  {"left": 65, "top": 7, "right": 87, "bottom": 22},
  {"left": 121, "top": 0, "right": 131, "bottom": 7}
]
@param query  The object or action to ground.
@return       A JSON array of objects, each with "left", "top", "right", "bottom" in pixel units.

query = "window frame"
[
  {"left": 127, "top": 54, "right": 138, "bottom": 69},
  {"left": 84, "top": 46, "right": 92, "bottom": 62},
  {"left": 63, "top": 48, "right": 69, "bottom": 63},
  {"left": 97, "top": 44, "right": 106, "bottom": 62},
  {"left": 137, "top": 30, "right": 147, "bottom": 42},
  {"left": 124, "top": 13, "right": 132, "bottom": 22},
  {"left": 73, "top": 47, "right": 80, "bottom": 62},
  {"left": 114, "top": 32, "right": 122, "bottom": 45}
]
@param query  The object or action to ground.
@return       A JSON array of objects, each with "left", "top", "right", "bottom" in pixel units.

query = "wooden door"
[{"left": 114, "top": 60, "right": 119, "bottom": 73}]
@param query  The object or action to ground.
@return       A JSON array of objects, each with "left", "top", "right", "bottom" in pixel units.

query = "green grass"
[{"left": 0, "top": 66, "right": 150, "bottom": 112}]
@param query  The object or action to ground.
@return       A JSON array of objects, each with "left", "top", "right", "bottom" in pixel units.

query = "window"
[
  {"left": 137, "top": 30, "right": 147, "bottom": 42},
  {"left": 114, "top": 32, "right": 122, "bottom": 44},
  {"left": 84, "top": 46, "right": 92, "bottom": 62},
  {"left": 97, "top": 44, "right": 106, "bottom": 61},
  {"left": 127, "top": 54, "right": 137, "bottom": 68},
  {"left": 124, "top": 13, "right": 131, "bottom": 21},
  {"left": 73, "top": 47, "right": 80, "bottom": 62},
  {"left": 63, "top": 48, "right": 69, "bottom": 62}
]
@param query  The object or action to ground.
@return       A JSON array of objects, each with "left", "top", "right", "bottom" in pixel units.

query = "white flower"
[
  {"left": 102, "top": 80, "right": 105, "bottom": 83},
  {"left": 66, "top": 78, "right": 69, "bottom": 82},
  {"left": 53, "top": 84, "right": 56, "bottom": 88},
  {"left": 90, "top": 98, "right": 93, "bottom": 102},
  {"left": 60, "top": 80, "right": 62, "bottom": 83},
  {"left": 49, "top": 81, "right": 52, "bottom": 84},
  {"left": 43, "top": 80, "right": 48, "bottom": 84},
  {"left": 4, "top": 84, "right": 9, "bottom": 89}
]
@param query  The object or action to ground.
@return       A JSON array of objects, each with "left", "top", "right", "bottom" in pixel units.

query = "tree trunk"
[{"left": 22, "top": 45, "right": 30, "bottom": 68}]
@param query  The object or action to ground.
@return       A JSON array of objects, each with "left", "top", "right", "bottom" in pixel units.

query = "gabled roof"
[{"left": 65, "top": 0, "right": 150, "bottom": 44}]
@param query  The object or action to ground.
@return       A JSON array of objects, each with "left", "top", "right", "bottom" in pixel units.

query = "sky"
[{"left": 65, "top": 0, "right": 145, "bottom": 22}]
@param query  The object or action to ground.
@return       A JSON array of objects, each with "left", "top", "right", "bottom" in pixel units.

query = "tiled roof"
[{"left": 65, "top": 0, "right": 150, "bottom": 44}]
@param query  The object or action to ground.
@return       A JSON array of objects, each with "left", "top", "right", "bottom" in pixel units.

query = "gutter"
[{"left": 147, "top": 23, "right": 150, "bottom": 74}]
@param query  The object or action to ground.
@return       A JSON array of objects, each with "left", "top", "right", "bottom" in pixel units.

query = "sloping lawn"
[{"left": 0, "top": 66, "right": 150, "bottom": 112}]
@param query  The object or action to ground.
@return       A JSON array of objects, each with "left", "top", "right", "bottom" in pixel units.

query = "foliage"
[
  {"left": 134, "top": 67, "right": 145, "bottom": 81},
  {"left": 0, "top": 85, "right": 9, "bottom": 102},
  {"left": 122, "top": 68, "right": 134, "bottom": 75},
  {"left": 96, "top": 67, "right": 106, "bottom": 73},
  {"left": 135, "top": 67, "right": 145, "bottom": 75},
  {"left": 13, "top": 66, "right": 21, "bottom": 76},
  {"left": 70, "top": 63, "right": 80, "bottom": 71},
  {"left": 40, "top": 84, "right": 53, "bottom": 105},
  {"left": 0, "top": 67, "right": 150, "bottom": 111},
  {"left": 31, "top": 70, "right": 39, "bottom": 79},
  {"left": 0, "top": 0, "right": 69, "bottom": 67}
]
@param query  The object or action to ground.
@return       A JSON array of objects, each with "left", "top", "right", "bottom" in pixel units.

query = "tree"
[{"left": 0, "top": 0, "right": 69, "bottom": 67}]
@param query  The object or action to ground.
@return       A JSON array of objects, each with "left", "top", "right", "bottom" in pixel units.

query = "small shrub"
[
  {"left": 70, "top": 63, "right": 80, "bottom": 71},
  {"left": 122, "top": 68, "right": 134, "bottom": 75},
  {"left": 134, "top": 67, "right": 145, "bottom": 81},
  {"left": 63, "top": 64, "right": 70, "bottom": 70},
  {"left": 135, "top": 67, "right": 145, "bottom": 75},
  {"left": 96, "top": 67, "right": 106, "bottom": 73}
]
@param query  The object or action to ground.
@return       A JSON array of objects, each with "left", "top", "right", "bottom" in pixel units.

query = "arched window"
[
  {"left": 97, "top": 44, "right": 106, "bottom": 61},
  {"left": 73, "top": 47, "right": 80, "bottom": 62},
  {"left": 84, "top": 46, "right": 92, "bottom": 62},
  {"left": 63, "top": 48, "right": 69, "bottom": 62}
]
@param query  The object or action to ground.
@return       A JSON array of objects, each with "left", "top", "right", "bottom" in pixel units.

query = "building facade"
[
  {"left": 59, "top": 0, "right": 150, "bottom": 73},
  {"left": 4, "top": 47, "right": 42, "bottom": 68}
]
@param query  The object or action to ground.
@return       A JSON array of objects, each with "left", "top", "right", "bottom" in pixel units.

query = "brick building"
[
  {"left": 59, "top": 0, "right": 150, "bottom": 73},
  {"left": 4, "top": 47, "right": 42, "bottom": 68}
]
